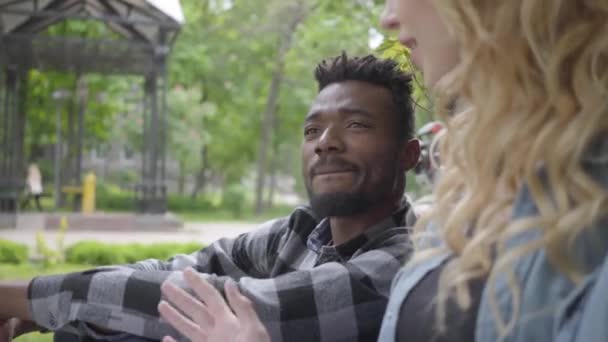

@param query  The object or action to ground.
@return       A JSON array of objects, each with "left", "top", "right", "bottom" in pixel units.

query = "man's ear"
[{"left": 399, "top": 138, "right": 421, "bottom": 171}]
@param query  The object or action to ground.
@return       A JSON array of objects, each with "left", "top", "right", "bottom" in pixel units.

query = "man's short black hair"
[{"left": 314, "top": 52, "right": 415, "bottom": 140}]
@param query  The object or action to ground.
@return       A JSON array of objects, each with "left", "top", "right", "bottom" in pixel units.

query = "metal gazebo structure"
[{"left": 0, "top": 0, "right": 183, "bottom": 219}]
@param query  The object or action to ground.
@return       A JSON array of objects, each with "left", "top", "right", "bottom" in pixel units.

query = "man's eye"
[
  {"left": 347, "top": 122, "right": 369, "bottom": 129},
  {"left": 304, "top": 127, "right": 320, "bottom": 136}
]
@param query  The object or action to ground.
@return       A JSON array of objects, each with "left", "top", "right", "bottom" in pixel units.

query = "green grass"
[
  {"left": 21, "top": 197, "right": 296, "bottom": 225},
  {"left": 1, "top": 263, "right": 91, "bottom": 342},
  {"left": 0, "top": 263, "right": 90, "bottom": 281},
  {"left": 15, "top": 332, "right": 54, "bottom": 342},
  {"left": 177, "top": 204, "right": 294, "bottom": 223}
]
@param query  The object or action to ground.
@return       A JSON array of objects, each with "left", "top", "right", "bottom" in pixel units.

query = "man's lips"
[
  {"left": 311, "top": 164, "right": 358, "bottom": 176},
  {"left": 313, "top": 169, "right": 356, "bottom": 176},
  {"left": 310, "top": 158, "right": 358, "bottom": 177}
]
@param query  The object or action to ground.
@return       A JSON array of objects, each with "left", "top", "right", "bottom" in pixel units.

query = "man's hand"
[
  {"left": 0, "top": 281, "right": 33, "bottom": 322},
  {"left": 0, "top": 318, "right": 39, "bottom": 342},
  {"left": 158, "top": 268, "right": 270, "bottom": 342}
]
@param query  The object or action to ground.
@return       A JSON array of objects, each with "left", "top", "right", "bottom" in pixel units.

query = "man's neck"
[{"left": 329, "top": 200, "right": 399, "bottom": 246}]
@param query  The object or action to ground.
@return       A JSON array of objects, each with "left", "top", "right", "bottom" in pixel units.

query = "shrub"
[
  {"left": 35, "top": 216, "right": 69, "bottom": 267},
  {"left": 94, "top": 182, "right": 135, "bottom": 211},
  {"left": 96, "top": 192, "right": 136, "bottom": 211},
  {"left": 167, "top": 195, "right": 216, "bottom": 212},
  {"left": 96, "top": 184, "right": 218, "bottom": 213},
  {"left": 64, "top": 241, "right": 125, "bottom": 265},
  {"left": 0, "top": 240, "right": 28, "bottom": 264},
  {"left": 65, "top": 241, "right": 204, "bottom": 266},
  {"left": 108, "top": 169, "right": 139, "bottom": 187},
  {"left": 222, "top": 184, "right": 246, "bottom": 218}
]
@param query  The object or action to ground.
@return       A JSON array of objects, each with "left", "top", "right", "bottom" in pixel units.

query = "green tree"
[{"left": 166, "top": 86, "right": 214, "bottom": 194}]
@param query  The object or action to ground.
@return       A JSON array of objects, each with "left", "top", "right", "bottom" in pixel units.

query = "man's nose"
[{"left": 315, "top": 127, "right": 345, "bottom": 155}]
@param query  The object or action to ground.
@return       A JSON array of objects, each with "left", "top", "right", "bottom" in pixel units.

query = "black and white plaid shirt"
[{"left": 29, "top": 204, "right": 414, "bottom": 342}]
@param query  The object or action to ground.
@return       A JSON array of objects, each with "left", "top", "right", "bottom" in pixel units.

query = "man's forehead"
[
  {"left": 308, "top": 81, "right": 392, "bottom": 117},
  {"left": 309, "top": 96, "right": 359, "bottom": 114},
  {"left": 315, "top": 81, "right": 388, "bottom": 100}
]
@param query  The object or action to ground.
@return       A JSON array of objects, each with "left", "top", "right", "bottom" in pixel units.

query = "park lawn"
[
  {"left": 0, "top": 206, "right": 294, "bottom": 342},
  {"left": 1, "top": 263, "right": 91, "bottom": 342},
  {"left": 0, "top": 263, "right": 90, "bottom": 281},
  {"left": 15, "top": 332, "right": 53, "bottom": 342},
  {"left": 178, "top": 204, "right": 294, "bottom": 223}
]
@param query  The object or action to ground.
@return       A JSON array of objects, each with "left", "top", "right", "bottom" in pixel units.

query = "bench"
[{"left": 61, "top": 185, "right": 83, "bottom": 211}]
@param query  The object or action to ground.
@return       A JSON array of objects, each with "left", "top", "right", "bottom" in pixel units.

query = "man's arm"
[
  {"left": 0, "top": 281, "right": 31, "bottom": 321},
  {"left": 0, "top": 282, "right": 37, "bottom": 342},
  {"left": 1, "top": 216, "right": 288, "bottom": 339},
  {"left": 127, "top": 216, "right": 288, "bottom": 274},
  {"left": 27, "top": 228, "right": 411, "bottom": 342}
]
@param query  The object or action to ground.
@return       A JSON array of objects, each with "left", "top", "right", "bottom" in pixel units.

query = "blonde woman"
[
  {"left": 377, "top": 0, "right": 608, "bottom": 341},
  {"left": 158, "top": 0, "right": 608, "bottom": 341}
]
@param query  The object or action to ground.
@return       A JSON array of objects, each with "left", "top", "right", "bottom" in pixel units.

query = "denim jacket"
[{"left": 379, "top": 137, "right": 608, "bottom": 342}]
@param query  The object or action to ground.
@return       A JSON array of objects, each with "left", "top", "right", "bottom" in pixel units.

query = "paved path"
[{"left": 0, "top": 222, "right": 259, "bottom": 249}]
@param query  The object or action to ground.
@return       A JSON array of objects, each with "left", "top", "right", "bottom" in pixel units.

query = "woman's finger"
[
  {"left": 162, "top": 336, "right": 178, "bottom": 342},
  {"left": 225, "top": 282, "right": 261, "bottom": 324},
  {"left": 161, "top": 281, "right": 214, "bottom": 328},
  {"left": 225, "top": 282, "right": 270, "bottom": 341},
  {"left": 183, "top": 268, "right": 231, "bottom": 316},
  {"left": 158, "top": 300, "right": 207, "bottom": 342}
]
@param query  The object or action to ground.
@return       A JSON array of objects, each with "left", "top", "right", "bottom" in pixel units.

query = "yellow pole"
[{"left": 82, "top": 172, "right": 96, "bottom": 213}]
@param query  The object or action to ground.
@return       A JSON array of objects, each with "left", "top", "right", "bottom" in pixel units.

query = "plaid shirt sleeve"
[
  {"left": 126, "top": 216, "right": 289, "bottom": 275},
  {"left": 27, "top": 217, "right": 289, "bottom": 338},
  {"left": 28, "top": 213, "right": 412, "bottom": 342}
]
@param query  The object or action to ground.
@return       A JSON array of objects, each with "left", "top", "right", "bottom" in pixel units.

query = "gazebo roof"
[{"left": 0, "top": 0, "right": 184, "bottom": 75}]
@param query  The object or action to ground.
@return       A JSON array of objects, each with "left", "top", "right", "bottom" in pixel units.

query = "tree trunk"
[
  {"left": 265, "top": 114, "right": 281, "bottom": 210},
  {"left": 190, "top": 144, "right": 208, "bottom": 199},
  {"left": 58, "top": 75, "right": 80, "bottom": 208},
  {"left": 254, "top": 1, "right": 309, "bottom": 215},
  {"left": 177, "top": 161, "right": 186, "bottom": 195},
  {"left": 266, "top": 165, "right": 277, "bottom": 210}
]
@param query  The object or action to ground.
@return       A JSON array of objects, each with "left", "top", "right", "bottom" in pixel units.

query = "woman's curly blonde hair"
[{"left": 413, "top": 0, "right": 608, "bottom": 336}]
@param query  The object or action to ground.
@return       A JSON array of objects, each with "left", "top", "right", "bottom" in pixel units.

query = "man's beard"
[
  {"left": 308, "top": 191, "right": 374, "bottom": 218},
  {"left": 305, "top": 154, "right": 402, "bottom": 219}
]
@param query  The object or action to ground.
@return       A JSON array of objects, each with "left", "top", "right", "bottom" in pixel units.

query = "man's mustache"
[{"left": 310, "top": 157, "right": 358, "bottom": 176}]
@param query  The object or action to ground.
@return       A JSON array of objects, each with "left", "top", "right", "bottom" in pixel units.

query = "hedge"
[
  {"left": 0, "top": 240, "right": 28, "bottom": 264},
  {"left": 64, "top": 241, "right": 204, "bottom": 265},
  {"left": 96, "top": 191, "right": 217, "bottom": 213}
]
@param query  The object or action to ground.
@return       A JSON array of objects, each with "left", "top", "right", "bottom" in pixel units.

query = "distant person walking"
[{"left": 21, "top": 163, "right": 43, "bottom": 211}]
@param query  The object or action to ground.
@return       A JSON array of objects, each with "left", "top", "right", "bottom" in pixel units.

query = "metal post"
[
  {"left": 5, "top": 70, "right": 15, "bottom": 182},
  {"left": 149, "top": 72, "right": 158, "bottom": 189},
  {"left": 140, "top": 76, "right": 150, "bottom": 213},
  {"left": 10, "top": 70, "right": 18, "bottom": 182},
  {"left": 75, "top": 84, "right": 85, "bottom": 184},
  {"left": 137, "top": 71, "right": 166, "bottom": 214},
  {"left": 141, "top": 72, "right": 159, "bottom": 213},
  {"left": 53, "top": 99, "right": 62, "bottom": 210},
  {"left": 160, "top": 66, "right": 167, "bottom": 186},
  {"left": 1, "top": 69, "right": 10, "bottom": 177},
  {"left": 160, "top": 66, "right": 168, "bottom": 211},
  {"left": 0, "top": 67, "right": 21, "bottom": 214},
  {"left": 15, "top": 68, "right": 28, "bottom": 184},
  {"left": 52, "top": 90, "right": 70, "bottom": 211},
  {"left": 158, "top": 31, "right": 169, "bottom": 195}
]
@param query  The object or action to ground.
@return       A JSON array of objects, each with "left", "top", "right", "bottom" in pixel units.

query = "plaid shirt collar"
[{"left": 306, "top": 200, "right": 411, "bottom": 260}]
